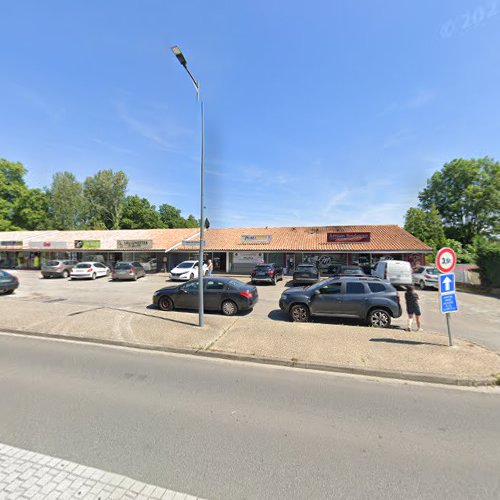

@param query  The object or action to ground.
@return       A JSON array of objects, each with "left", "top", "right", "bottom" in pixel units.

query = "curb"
[{"left": 0, "top": 327, "right": 498, "bottom": 387}]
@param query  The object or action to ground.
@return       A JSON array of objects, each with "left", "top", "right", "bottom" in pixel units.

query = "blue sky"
[{"left": 1, "top": 0, "right": 499, "bottom": 228}]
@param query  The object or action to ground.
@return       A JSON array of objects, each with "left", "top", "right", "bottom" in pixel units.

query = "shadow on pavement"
[{"left": 370, "top": 337, "right": 444, "bottom": 347}]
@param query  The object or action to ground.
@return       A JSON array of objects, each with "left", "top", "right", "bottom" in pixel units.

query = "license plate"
[{"left": 257, "top": 273, "right": 266, "bottom": 277}]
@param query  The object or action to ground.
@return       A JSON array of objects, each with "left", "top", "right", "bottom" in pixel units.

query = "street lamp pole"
[{"left": 171, "top": 45, "right": 205, "bottom": 327}]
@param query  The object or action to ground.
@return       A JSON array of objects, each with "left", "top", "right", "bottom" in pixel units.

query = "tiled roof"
[
  {"left": 178, "top": 225, "right": 432, "bottom": 252},
  {"left": 0, "top": 225, "right": 432, "bottom": 252}
]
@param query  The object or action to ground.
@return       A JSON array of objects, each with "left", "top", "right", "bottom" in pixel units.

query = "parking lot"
[{"left": 2, "top": 270, "right": 500, "bottom": 351}]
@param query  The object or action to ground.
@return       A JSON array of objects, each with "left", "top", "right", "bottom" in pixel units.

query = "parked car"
[
  {"left": 141, "top": 258, "right": 157, "bottom": 272},
  {"left": 0, "top": 270, "right": 19, "bottom": 295},
  {"left": 327, "top": 265, "right": 366, "bottom": 276},
  {"left": 153, "top": 277, "right": 258, "bottom": 316},
  {"left": 292, "top": 263, "right": 320, "bottom": 285},
  {"left": 372, "top": 260, "right": 413, "bottom": 287},
  {"left": 169, "top": 260, "right": 208, "bottom": 281},
  {"left": 112, "top": 261, "right": 146, "bottom": 281},
  {"left": 250, "top": 263, "right": 283, "bottom": 285},
  {"left": 412, "top": 266, "right": 439, "bottom": 289},
  {"left": 279, "top": 276, "right": 402, "bottom": 328},
  {"left": 70, "top": 262, "right": 110, "bottom": 280},
  {"left": 41, "top": 260, "right": 78, "bottom": 279}
]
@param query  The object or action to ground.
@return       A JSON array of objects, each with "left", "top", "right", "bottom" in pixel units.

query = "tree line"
[
  {"left": 0, "top": 157, "right": 206, "bottom": 231},
  {"left": 403, "top": 157, "right": 499, "bottom": 283}
]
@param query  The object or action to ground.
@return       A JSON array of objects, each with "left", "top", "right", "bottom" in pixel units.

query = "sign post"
[{"left": 436, "top": 247, "right": 458, "bottom": 346}]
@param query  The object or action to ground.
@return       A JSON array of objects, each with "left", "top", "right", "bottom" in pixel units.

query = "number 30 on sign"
[{"left": 435, "top": 247, "right": 457, "bottom": 274}]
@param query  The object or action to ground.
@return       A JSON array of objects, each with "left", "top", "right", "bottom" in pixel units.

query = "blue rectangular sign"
[
  {"left": 440, "top": 293, "right": 458, "bottom": 313},
  {"left": 439, "top": 273, "right": 456, "bottom": 294}
]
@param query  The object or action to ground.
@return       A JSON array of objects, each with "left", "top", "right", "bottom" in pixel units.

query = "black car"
[
  {"left": 250, "top": 263, "right": 283, "bottom": 285},
  {"left": 292, "top": 263, "right": 320, "bottom": 285},
  {"left": 327, "top": 264, "right": 366, "bottom": 276},
  {"left": 0, "top": 270, "right": 19, "bottom": 295},
  {"left": 153, "top": 277, "right": 258, "bottom": 316},
  {"left": 279, "top": 276, "right": 401, "bottom": 327}
]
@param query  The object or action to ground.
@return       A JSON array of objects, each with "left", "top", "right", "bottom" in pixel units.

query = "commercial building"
[{"left": 0, "top": 225, "right": 431, "bottom": 273}]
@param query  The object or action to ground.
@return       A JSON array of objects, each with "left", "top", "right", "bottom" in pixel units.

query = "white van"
[{"left": 373, "top": 260, "right": 413, "bottom": 287}]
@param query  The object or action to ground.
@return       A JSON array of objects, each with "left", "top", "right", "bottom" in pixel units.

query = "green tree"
[
  {"left": 83, "top": 170, "right": 128, "bottom": 229},
  {"left": 185, "top": 214, "right": 199, "bottom": 228},
  {"left": 404, "top": 206, "right": 445, "bottom": 250},
  {"left": 47, "top": 172, "right": 86, "bottom": 230},
  {"left": 158, "top": 204, "right": 185, "bottom": 228},
  {"left": 418, "top": 157, "right": 500, "bottom": 244},
  {"left": 121, "top": 195, "right": 164, "bottom": 229},
  {"left": 0, "top": 158, "right": 28, "bottom": 230},
  {"left": 13, "top": 188, "right": 49, "bottom": 230}
]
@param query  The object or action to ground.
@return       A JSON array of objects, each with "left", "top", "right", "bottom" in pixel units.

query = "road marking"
[{"left": 0, "top": 442, "right": 204, "bottom": 499}]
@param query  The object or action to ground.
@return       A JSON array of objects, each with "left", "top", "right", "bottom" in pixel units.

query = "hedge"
[{"left": 476, "top": 243, "right": 500, "bottom": 288}]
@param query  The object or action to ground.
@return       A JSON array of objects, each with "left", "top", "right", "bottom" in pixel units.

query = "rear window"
[
  {"left": 255, "top": 265, "right": 271, "bottom": 271},
  {"left": 346, "top": 282, "right": 366, "bottom": 294},
  {"left": 296, "top": 265, "right": 315, "bottom": 272},
  {"left": 368, "top": 283, "right": 386, "bottom": 293},
  {"left": 76, "top": 263, "right": 91, "bottom": 269},
  {"left": 45, "top": 261, "right": 61, "bottom": 266},
  {"left": 115, "top": 263, "right": 131, "bottom": 270},
  {"left": 227, "top": 279, "right": 247, "bottom": 289},
  {"left": 426, "top": 268, "right": 439, "bottom": 275}
]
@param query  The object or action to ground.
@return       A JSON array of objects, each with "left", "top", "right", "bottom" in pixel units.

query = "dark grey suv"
[{"left": 279, "top": 277, "right": 402, "bottom": 328}]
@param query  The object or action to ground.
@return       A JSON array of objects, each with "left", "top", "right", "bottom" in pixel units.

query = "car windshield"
[
  {"left": 177, "top": 262, "right": 195, "bottom": 269},
  {"left": 76, "top": 263, "right": 91, "bottom": 269},
  {"left": 45, "top": 261, "right": 60, "bottom": 266},
  {"left": 0, "top": 270, "right": 12, "bottom": 278}
]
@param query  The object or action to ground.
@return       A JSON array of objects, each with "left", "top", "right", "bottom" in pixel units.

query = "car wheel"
[
  {"left": 91, "top": 273, "right": 96, "bottom": 280},
  {"left": 368, "top": 309, "right": 391, "bottom": 328},
  {"left": 158, "top": 296, "right": 174, "bottom": 311},
  {"left": 5, "top": 290, "right": 14, "bottom": 295},
  {"left": 221, "top": 300, "right": 238, "bottom": 316},
  {"left": 62, "top": 270, "right": 69, "bottom": 278},
  {"left": 290, "top": 304, "right": 310, "bottom": 322},
  {"left": 133, "top": 275, "right": 137, "bottom": 281},
  {"left": 251, "top": 280, "right": 255, "bottom": 285},
  {"left": 419, "top": 280, "right": 426, "bottom": 290}
]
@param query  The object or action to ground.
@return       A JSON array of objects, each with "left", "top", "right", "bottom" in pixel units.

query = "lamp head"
[{"left": 171, "top": 45, "right": 187, "bottom": 66}]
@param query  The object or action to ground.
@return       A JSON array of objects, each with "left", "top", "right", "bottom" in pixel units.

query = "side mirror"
[{"left": 314, "top": 289, "right": 321, "bottom": 296}]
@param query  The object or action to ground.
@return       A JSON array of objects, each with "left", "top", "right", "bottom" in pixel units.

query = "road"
[{"left": 1, "top": 333, "right": 499, "bottom": 500}]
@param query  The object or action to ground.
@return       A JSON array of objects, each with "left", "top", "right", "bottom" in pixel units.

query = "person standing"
[
  {"left": 405, "top": 285, "right": 423, "bottom": 331},
  {"left": 207, "top": 259, "right": 213, "bottom": 276}
]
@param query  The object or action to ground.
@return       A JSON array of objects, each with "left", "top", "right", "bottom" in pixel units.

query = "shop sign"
[
  {"left": 29, "top": 241, "right": 67, "bottom": 249},
  {"left": 327, "top": 232, "right": 371, "bottom": 243},
  {"left": 74, "top": 240, "right": 101, "bottom": 249},
  {"left": 0, "top": 241, "right": 23, "bottom": 247},
  {"left": 117, "top": 239, "right": 153, "bottom": 250},
  {"left": 233, "top": 252, "right": 264, "bottom": 264},
  {"left": 240, "top": 235, "right": 272, "bottom": 244}
]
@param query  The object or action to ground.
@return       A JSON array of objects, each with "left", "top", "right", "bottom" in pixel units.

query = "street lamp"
[{"left": 171, "top": 45, "right": 206, "bottom": 327}]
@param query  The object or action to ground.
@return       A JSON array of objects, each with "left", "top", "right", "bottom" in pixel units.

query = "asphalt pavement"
[{"left": 1, "top": 334, "right": 499, "bottom": 500}]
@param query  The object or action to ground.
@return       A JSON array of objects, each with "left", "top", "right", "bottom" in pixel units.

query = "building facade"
[{"left": 0, "top": 225, "right": 432, "bottom": 273}]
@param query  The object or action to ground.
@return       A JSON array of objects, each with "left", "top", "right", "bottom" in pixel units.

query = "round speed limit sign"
[{"left": 436, "top": 247, "right": 457, "bottom": 274}]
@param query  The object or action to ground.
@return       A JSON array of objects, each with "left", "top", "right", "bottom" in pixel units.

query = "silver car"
[
  {"left": 111, "top": 261, "right": 146, "bottom": 281},
  {"left": 412, "top": 266, "right": 439, "bottom": 289},
  {"left": 41, "top": 260, "right": 78, "bottom": 279}
]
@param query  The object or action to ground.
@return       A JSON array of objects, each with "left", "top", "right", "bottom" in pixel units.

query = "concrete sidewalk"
[{"left": 0, "top": 300, "right": 499, "bottom": 386}]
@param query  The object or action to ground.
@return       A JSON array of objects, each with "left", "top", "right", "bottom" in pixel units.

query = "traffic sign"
[
  {"left": 182, "top": 240, "right": 206, "bottom": 247},
  {"left": 439, "top": 273, "right": 456, "bottom": 294},
  {"left": 435, "top": 247, "right": 456, "bottom": 274},
  {"left": 440, "top": 293, "right": 458, "bottom": 314}
]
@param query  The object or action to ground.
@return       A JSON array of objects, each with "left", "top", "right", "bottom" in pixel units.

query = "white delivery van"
[{"left": 373, "top": 260, "right": 413, "bottom": 287}]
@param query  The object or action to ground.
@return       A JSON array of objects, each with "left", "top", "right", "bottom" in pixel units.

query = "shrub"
[{"left": 475, "top": 241, "right": 500, "bottom": 287}]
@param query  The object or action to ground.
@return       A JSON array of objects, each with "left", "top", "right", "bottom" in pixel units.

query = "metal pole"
[
  {"left": 198, "top": 100, "right": 205, "bottom": 327},
  {"left": 445, "top": 312, "right": 453, "bottom": 346}
]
